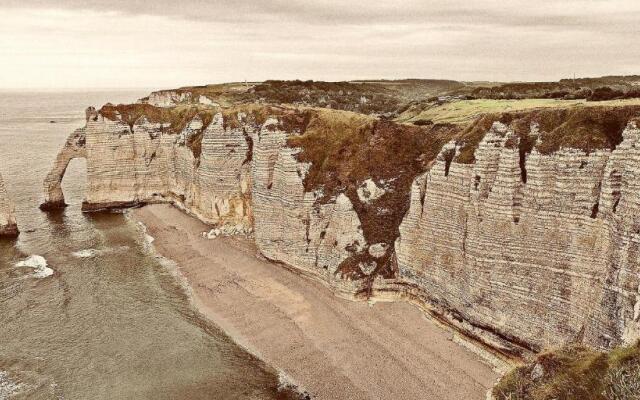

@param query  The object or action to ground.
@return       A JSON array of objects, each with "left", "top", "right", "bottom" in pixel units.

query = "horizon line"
[{"left": 1, "top": 73, "right": 638, "bottom": 92}]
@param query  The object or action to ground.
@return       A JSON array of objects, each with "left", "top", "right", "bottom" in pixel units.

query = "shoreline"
[{"left": 132, "top": 204, "right": 499, "bottom": 400}]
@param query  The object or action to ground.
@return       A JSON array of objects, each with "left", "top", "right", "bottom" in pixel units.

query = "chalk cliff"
[
  {"left": 396, "top": 118, "right": 640, "bottom": 358},
  {"left": 41, "top": 100, "right": 640, "bottom": 362},
  {"left": 0, "top": 172, "right": 19, "bottom": 238}
]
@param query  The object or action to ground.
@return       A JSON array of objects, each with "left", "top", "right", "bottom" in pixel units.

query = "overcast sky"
[{"left": 1, "top": 0, "right": 638, "bottom": 89}]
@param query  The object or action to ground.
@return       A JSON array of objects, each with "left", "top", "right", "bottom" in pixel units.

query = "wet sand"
[{"left": 132, "top": 204, "right": 499, "bottom": 400}]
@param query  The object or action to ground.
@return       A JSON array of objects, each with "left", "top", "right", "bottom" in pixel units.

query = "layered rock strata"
[
  {"left": 0, "top": 172, "right": 19, "bottom": 238},
  {"left": 396, "top": 119, "right": 640, "bottom": 357},
  {"left": 42, "top": 102, "right": 640, "bottom": 362}
]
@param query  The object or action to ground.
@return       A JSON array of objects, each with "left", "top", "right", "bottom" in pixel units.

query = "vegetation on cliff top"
[
  {"left": 397, "top": 98, "right": 640, "bottom": 126},
  {"left": 100, "top": 99, "right": 640, "bottom": 170},
  {"left": 138, "top": 76, "right": 640, "bottom": 125},
  {"left": 99, "top": 103, "right": 217, "bottom": 133},
  {"left": 288, "top": 109, "right": 461, "bottom": 279},
  {"left": 451, "top": 75, "right": 640, "bottom": 101},
  {"left": 142, "top": 79, "right": 467, "bottom": 117},
  {"left": 99, "top": 102, "right": 312, "bottom": 134},
  {"left": 454, "top": 105, "right": 640, "bottom": 164},
  {"left": 493, "top": 340, "right": 640, "bottom": 400}
]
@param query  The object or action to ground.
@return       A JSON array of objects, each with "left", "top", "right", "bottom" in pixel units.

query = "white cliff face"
[
  {"left": 0, "top": 172, "right": 18, "bottom": 237},
  {"left": 396, "top": 121, "right": 640, "bottom": 356},
  {"left": 141, "top": 90, "right": 218, "bottom": 108},
  {"left": 79, "top": 111, "right": 253, "bottom": 227},
  {"left": 168, "top": 113, "right": 252, "bottom": 225},
  {"left": 251, "top": 123, "right": 367, "bottom": 292},
  {"left": 143, "top": 90, "right": 192, "bottom": 107},
  {"left": 42, "top": 103, "right": 640, "bottom": 360}
]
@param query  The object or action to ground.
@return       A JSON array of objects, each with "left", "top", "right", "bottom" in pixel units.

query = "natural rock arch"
[{"left": 39, "top": 111, "right": 91, "bottom": 211}]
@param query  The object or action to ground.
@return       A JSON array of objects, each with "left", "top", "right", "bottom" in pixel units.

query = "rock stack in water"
[{"left": 0, "top": 172, "right": 18, "bottom": 238}]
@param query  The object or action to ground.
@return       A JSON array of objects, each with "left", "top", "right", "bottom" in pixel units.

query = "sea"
[{"left": 0, "top": 90, "right": 296, "bottom": 399}]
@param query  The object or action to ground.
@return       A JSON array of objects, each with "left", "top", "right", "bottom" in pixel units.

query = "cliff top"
[
  {"left": 139, "top": 76, "right": 640, "bottom": 120},
  {"left": 398, "top": 98, "right": 640, "bottom": 126},
  {"left": 99, "top": 103, "right": 216, "bottom": 133},
  {"left": 455, "top": 104, "right": 640, "bottom": 163},
  {"left": 139, "top": 79, "right": 467, "bottom": 116},
  {"left": 99, "top": 101, "right": 640, "bottom": 162}
]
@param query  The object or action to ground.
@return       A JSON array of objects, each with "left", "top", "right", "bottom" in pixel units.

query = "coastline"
[{"left": 131, "top": 204, "right": 499, "bottom": 400}]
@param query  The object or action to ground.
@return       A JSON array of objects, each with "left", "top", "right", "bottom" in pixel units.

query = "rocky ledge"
[
  {"left": 0, "top": 172, "right": 19, "bottom": 238},
  {"left": 41, "top": 99, "right": 640, "bottom": 365}
]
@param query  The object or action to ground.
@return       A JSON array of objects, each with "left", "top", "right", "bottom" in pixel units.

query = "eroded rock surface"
[
  {"left": 0, "top": 172, "right": 18, "bottom": 238},
  {"left": 397, "top": 120, "right": 640, "bottom": 357}
]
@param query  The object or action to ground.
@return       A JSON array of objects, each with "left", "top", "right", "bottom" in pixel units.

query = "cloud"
[
  {"left": 5, "top": 0, "right": 640, "bottom": 28},
  {"left": 0, "top": 1, "right": 638, "bottom": 88}
]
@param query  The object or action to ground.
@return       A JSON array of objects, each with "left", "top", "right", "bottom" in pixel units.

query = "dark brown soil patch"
[
  {"left": 455, "top": 106, "right": 640, "bottom": 164},
  {"left": 99, "top": 103, "right": 217, "bottom": 135},
  {"left": 288, "top": 110, "right": 460, "bottom": 277}
]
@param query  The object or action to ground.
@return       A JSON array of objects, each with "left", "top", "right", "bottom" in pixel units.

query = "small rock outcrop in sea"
[
  {"left": 0, "top": 172, "right": 19, "bottom": 238},
  {"left": 41, "top": 97, "right": 640, "bottom": 364}
]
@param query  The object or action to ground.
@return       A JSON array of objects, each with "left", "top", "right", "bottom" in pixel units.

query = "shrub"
[
  {"left": 493, "top": 341, "right": 640, "bottom": 400},
  {"left": 588, "top": 87, "right": 625, "bottom": 102}
]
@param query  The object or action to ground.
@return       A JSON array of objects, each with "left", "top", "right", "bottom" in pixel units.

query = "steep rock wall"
[
  {"left": 165, "top": 114, "right": 252, "bottom": 226},
  {"left": 53, "top": 109, "right": 254, "bottom": 229},
  {"left": 0, "top": 172, "right": 18, "bottom": 238},
  {"left": 252, "top": 119, "right": 368, "bottom": 294},
  {"left": 396, "top": 121, "right": 640, "bottom": 357}
]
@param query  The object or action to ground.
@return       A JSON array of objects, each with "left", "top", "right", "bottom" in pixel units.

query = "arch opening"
[{"left": 61, "top": 158, "right": 88, "bottom": 207}]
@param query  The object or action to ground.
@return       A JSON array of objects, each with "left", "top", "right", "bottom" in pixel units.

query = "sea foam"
[
  {"left": 0, "top": 371, "right": 23, "bottom": 398},
  {"left": 15, "top": 255, "right": 54, "bottom": 278},
  {"left": 71, "top": 246, "right": 130, "bottom": 258},
  {"left": 72, "top": 249, "right": 98, "bottom": 258}
]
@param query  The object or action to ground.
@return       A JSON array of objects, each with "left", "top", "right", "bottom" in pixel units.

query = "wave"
[
  {"left": 0, "top": 370, "right": 23, "bottom": 398},
  {"left": 15, "top": 255, "right": 54, "bottom": 278},
  {"left": 71, "top": 246, "right": 130, "bottom": 258},
  {"left": 71, "top": 249, "right": 98, "bottom": 258}
]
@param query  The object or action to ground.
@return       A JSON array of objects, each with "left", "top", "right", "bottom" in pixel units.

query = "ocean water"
[{"left": 0, "top": 91, "right": 294, "bottom": 399}]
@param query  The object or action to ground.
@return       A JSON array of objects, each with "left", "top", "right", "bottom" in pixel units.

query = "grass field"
[{"left": 397, "top": 98, "right": 640, "bottom": 125}]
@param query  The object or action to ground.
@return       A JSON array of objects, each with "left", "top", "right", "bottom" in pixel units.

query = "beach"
[{"left": 132, "top": 204, "right": 499, "bottom": 400}]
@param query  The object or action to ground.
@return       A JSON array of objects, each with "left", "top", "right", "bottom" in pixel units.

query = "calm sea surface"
[{"left": 0, "top": 90, "right": 292, "bottom": 399}]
